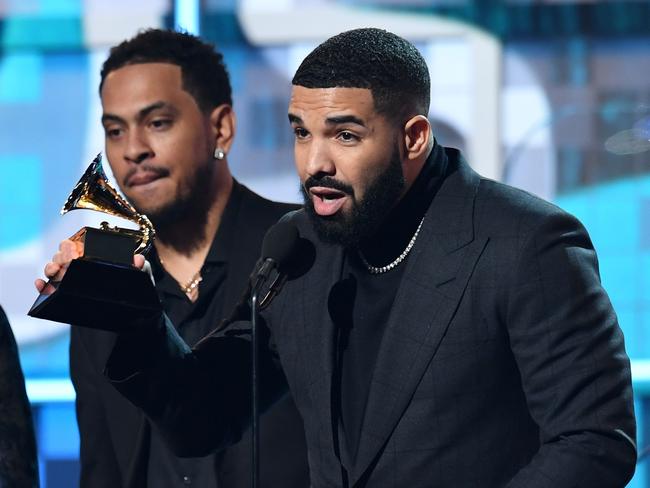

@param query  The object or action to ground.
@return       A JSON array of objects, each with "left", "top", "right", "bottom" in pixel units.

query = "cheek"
[
  {"left": 346, "top": 156, "right": 386, "bottom": 198},
  {"left": 104, "top": 142, "right": 119, "bottom": 166},
  {"left": 340, "top": 155, "right": 369, "bottom": 182},
  {"left": 293, "top": 148, "right": 308, "bottom": 181},
  {"left": 105, "top": 158, "right": 127, "bottom": 184},
  {"left": 157, "top": 121, "right": 210, "bottom": 156}
]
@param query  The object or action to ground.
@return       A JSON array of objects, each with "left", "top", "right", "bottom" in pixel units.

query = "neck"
[
  {"left": 154, "top": 162, "right": 233, "bottom": 284},
  {"left": 359, "top": 145, "right": 444, "bottom": 266}
]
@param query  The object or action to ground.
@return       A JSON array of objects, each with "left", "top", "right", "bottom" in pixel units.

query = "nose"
[
  {"left": 302, "top": 139, "right": 335, "bottom": 179},
  {"left": 124, "top": 129, "right": 152, "bottom": 164}
]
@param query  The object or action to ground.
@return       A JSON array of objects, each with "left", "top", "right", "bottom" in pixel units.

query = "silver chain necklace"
[{"left": 358, "top": 216, "right": 425, "bottom": 274}]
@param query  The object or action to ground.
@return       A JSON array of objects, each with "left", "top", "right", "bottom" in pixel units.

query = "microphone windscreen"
[{"left": 261, "top": 222, "right": 300, "bottom": 267}]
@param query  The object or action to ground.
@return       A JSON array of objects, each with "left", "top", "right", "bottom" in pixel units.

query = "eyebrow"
[
  {"left": 102, "top": 101, "right": 175, "bottom": 125},
  {"left": 288, "top": 113, "right": 302, "bottom": 124},
  {"left": 287, "top": 113, "right": 366, "bottom": 126},
  {"left": 325, "top": 115, "right": 365, "bottom": 126}
]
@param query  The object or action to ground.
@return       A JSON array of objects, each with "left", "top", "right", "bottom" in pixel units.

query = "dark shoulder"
[
  {"left": 0, "top": 306, "right": 16, "bottom": 359},
  {"left": 237, "top": 183, "right": 300, "bottom": 227},
  {"left": 474, "top": 177, "right": 581, "bottom": 235},
  {"left": 230, "top": 184, "right": 304, "bottom": 270}
]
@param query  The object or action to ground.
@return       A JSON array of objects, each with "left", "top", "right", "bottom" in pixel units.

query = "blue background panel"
[
  {"left": 0, "top": 16, "right": 82, "bottom": 50},
  {"left": 0, "top": 53, "right": 43, "bottom": 103},
  {"left": 0, "top": 156, "right": 42, "bottom": 248}
]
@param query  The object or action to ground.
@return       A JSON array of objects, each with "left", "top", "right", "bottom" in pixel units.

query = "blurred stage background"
[{"left": 1, "top": 0, "right": 649, "bottom": 485}]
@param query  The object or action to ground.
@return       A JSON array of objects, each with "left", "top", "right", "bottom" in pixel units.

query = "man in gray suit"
[{"left": 46, "top": 28, "right": 637, "bottom": 487}]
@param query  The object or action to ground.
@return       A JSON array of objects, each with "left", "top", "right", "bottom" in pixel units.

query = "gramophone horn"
[{"left": 62, "top": 153, "right": 155, "bottom": 255}]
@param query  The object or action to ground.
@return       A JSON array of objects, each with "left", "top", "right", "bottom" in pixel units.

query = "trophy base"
[
  {"left": 71, "top": 226, "right": 139, "bottom": 265},
  {"left": 28, "top": 258, "right": 161, "bottom": 332}
]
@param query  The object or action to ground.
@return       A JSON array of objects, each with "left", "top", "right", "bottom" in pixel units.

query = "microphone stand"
[
  {"left": 246, "top": 221, "right": 300, "bottom": 487},
  {"left": 251, "top": 280, "right": 262, "bottom": 488}
]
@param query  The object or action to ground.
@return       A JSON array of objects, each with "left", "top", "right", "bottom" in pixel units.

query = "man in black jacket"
[
  {"left": 42, "top": 28, "right": 636, "bottom": 487},
  {"left": 0, "top": 305, "right": 38, "bottom": 487},
  {"left": 38, "top": 29, "right": 308, "bottom": 487}
]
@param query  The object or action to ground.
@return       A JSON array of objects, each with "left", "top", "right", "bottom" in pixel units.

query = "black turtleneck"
[{"left": 332, "top": 143, "right": 449, "bottom": 463}]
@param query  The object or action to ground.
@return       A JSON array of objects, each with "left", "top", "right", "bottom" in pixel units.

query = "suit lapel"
[{"left": 351, "top": 160, "right": 487, "bottom": 484}]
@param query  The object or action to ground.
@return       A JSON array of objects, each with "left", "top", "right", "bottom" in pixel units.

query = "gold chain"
[
  {"left": 180, "top": 271, "right": 203, "bottom": 295},
  {"left": 159, "top": 257, "right": 203, "bottom": 299}
]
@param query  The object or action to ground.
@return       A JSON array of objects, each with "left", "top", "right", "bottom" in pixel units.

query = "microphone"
[
  {"left": 254, "top": 222, "right": 300, "bottom": 309},
  {"left": 254, "top": 222, "right": 299, "bottom": 291},
  {"left": 214, "top": 221, "right": 314, "bottom": 332}
]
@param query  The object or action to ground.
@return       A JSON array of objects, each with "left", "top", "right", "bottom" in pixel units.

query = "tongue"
[{"left": 312, "top": 194, "right": 347, "bottom": 216}]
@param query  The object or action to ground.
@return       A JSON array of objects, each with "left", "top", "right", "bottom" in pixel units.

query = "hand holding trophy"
[{"left": 29, "top": 154, "right": 162, "bottom": 331}]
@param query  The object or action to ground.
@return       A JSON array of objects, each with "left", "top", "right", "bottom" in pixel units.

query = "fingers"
[
  {"left": 34, "top": 278, "right": 58, "bottom": 296},
  {"left": 53, "top": 239, "right": 83, "bottom": 265},
  {"left": 43, "top": 261, "right": 63, "bottom": 280},
  {"left": 35, "top": 240, "right": 153, "bottom": 297},
  {"left": 35, "top": 278, "right": 46, "bottom": 293},
  {"left": 39, "top": 239, "right": 85, "bottom": 287}
]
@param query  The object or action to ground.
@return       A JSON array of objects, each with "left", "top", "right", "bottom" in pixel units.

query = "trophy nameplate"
[{"left": 28, "top": 154, "right": 162, "bottom": 331}]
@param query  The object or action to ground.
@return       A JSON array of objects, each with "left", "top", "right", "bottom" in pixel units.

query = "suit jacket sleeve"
[
  {"left": 504, "top": 210, "right": 636, "bottom": 487},
  {"left": 70, "top": 326, "right": 123, "bottom": 488},
  {"left": 104, "top": 312, "right": 288, "bottom": 458}
]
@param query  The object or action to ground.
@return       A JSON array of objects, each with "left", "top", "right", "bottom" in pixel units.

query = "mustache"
[
  {"left": 303, "top": 175, "right": 354, "bottom": 196},
  {"left": 123, "top": 165, "right": 169, "bottom": 186}
]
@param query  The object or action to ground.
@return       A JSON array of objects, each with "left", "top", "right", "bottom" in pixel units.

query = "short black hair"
[
  {"left": 292, "top": 28, "right": 430, "bottom": 121},
  {"left": 99, "top": 29, "right": 232, "bottom": 112}
]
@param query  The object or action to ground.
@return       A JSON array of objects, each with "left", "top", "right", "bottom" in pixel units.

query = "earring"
[{"left": 214, "top": 147, "right": 226, "bottom": 160}]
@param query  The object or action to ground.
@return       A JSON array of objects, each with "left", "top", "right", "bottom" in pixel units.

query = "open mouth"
[{"left": 309, "top": 186, "right": 349, "bottom": 216}]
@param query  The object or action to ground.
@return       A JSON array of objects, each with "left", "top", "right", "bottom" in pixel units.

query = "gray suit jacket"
[{"left": 108, "top": 149, "right": 636, "bottom": 487}]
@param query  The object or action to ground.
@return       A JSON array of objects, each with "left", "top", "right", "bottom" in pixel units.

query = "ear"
[
  {"left": 403, "top": 115, "right": 432, "bottom": 161},
  {"left": 209, "top": 104, "right": 237, "bottom": 153}
]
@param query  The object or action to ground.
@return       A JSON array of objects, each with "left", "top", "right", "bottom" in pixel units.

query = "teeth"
[{"left": 314, "top": 191, "right": 344, "bottom": 202}]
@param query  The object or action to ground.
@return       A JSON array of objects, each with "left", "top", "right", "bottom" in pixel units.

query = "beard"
[
  {"left": 130, "top": 160, "right": 217, "bottom": 252},
  {"left": 301, "top": 147, "right": 405, "bottom": 248}
]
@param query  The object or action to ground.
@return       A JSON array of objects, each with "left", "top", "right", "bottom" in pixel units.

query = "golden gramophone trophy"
[{"left": 28, "top": 153, "right": 162, "bottom": 331}]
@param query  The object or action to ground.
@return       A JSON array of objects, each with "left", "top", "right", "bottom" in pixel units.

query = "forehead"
[
  {"left": 288, "top": 86, "right": 377, "bottom": 122},
  {"left": 100, "top": 62, "right": 186, "bottom": 109}
]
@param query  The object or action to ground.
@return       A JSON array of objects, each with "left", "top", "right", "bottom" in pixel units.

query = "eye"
[
  {"left": 104, "top": 127, "right": 123, "bottom": 139},
  {"left": 337, "top": 130, "right": 359, "bottom": 143},
  {"left": 293, "top": 127, "right": 309, "bottom": 139},
  {"left": 150, "top": 118, "right": 171, "bottom": 130}
]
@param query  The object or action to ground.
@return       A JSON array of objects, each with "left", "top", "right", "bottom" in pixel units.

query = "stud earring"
[{"left": 214, "top": 147, "right": 226, "bottom": 160}]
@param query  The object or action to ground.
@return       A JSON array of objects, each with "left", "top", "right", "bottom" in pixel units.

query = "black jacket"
[
  {"left": 0, "top": 305, "right": 38, "bottom": 487},
  {"left": 71, "top": 182, "right": 309, "bottom": 487},
  {"left": 107, "top": 152, "right": 636, "bottom": 487}
]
